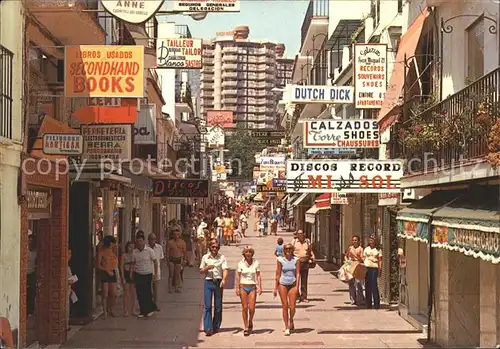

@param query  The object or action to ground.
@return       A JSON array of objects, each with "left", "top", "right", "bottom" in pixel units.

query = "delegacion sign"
[
  {"left": 42, "top": 133, "right": 83, "bottom": 155},
  {"left": 157, "top": 38, "right": 202, "bottom": 69},
  {"left": 81, "top": 124, "right": 132, "bottom": 162},
  {"left": 354, "top": 44, "right": 387, "bottom": 109},
  {"left": 100, "top": 0, "right": 165, "bottom": 24},
  {"left": 289, "top": 85, "right": 353, "bottom": 104},
  {"left": 286, "top": 159, "right": 404, "bottom": 193},
  {"left": 64, "top": 45, "right": 144, "bottom": 98},
  {"left": 172, "top": 0, "right": 240, "bottom": 12},
  {"left": 303, "top": 119, "right": 380, "bottom": 148}
]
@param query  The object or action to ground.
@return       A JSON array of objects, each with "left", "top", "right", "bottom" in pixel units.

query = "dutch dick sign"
[{"left": 288, "top": 85, "right": 354, "bottom": 104}]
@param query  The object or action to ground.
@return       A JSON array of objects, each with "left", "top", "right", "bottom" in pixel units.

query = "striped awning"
[{"left": 315, "top": 193, "right": 331, "bottom": 210}]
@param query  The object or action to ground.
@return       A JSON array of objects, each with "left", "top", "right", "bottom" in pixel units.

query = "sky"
[{"left": 168, "top": 0, "right": 309, "bottom": 58}]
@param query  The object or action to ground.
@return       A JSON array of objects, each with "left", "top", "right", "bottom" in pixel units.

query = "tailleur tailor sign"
[
  {"left": 153, "top": 179, "right": 209, "bottom": 197},
  {"left": 354, "top": 44, "right": 387, "bottom": 109},
  {"left": 100, "top": 0, "right": 165, "bottom": 24},
  {"left": 157, "top": 38, "right": 202, "bottom": 69},
  {"left": 304, "top": 119, "right": 380, "bottom": 148},
  {"left": 42, "top": 133, "right": 83, "bottom": 155},
  {"left": 289, "top": 85, "right": 353, "bottom": 104},
  {"left": 81, "top": 124, "right": 132, "bottom": 162},
  {"left": 65, "top": 45, "right": 144, "bottom": 98},
  {"left": 172, "top": 0, "right": 240, "bottom": 12},
  {"left": 286, "top": 160, "right": 404, "bottom": 193}
]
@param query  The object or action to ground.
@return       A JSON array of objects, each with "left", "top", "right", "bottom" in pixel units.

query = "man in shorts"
[{"left": 166, "top": 228, "right": 187, "bottom": 293}]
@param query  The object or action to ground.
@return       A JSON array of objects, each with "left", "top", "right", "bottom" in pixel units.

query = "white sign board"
[
  {"left": 331, "top": 193, "right": 350, "bottom": 205},
  {"left": 42, "top": 133, "right": 83, "bottom": 155},
  {"left": 134, "top": 104, "right": 156, "bottom": 144},
  {"left": 172, "top": 0, "right": 240, "bottom": 12},
  {"left": 259, "top": 155, "right": 286, "bottom": 170},
  {"left": 289, "top": 85, "right": 353, "bottom": 104},
  {"left": 303, "top": 119, "right": 380, "bottom": 148},
  {"left": 157, "top": 38, "right": 202, "bottom": 69},
  {"left": 100, "top": 0, "right": 165, "bottom": 24},
  {"left": 81, "top": 124, "right": 132, "bottom": 163},
  {"left": 206, "top": 126, "right": 225, "bottom": 147},
  {"left": 354, "top": 44, "right": 387, "bottom": 109},
  {"left": 286, "top": 160, "right": 404, "bottom": 193}
]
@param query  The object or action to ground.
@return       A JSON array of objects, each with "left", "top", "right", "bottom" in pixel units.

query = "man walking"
[
  {"left": 166, "top": 228, "right": 187, "bottom": 293},
  {"left": 133, "top": 231, "right": 158, "bottom": 318},
  {"left": 147, "top": 233, "right": 164, "bottom": 311}
]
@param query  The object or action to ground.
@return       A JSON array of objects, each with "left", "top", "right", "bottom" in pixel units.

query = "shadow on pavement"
[
  {"left": 318, "top": 329, "right": 422, "bottom": 334},
  {"left": 293, "top": 328, "right": 315, "bottom": 334}
]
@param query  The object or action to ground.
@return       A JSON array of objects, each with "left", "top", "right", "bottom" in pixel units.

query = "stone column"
[
  {"left": 123, "top": 189, "right": 133, "bottom": 243},
  {"left": 433, "top": 249, "right": 449, "bottom": 347},
  {"left": 102, "top": 188, "right": 115, "bottom": 236},
  {"left": 480, "top": 260, "right": 499, "bottom": 347}
]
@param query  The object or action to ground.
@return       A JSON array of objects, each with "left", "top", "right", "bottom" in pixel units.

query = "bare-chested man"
[{"left": 166, "top": 228, "right": 187, "bottom": 293}]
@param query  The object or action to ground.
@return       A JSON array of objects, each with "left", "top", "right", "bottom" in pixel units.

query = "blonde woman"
[
  {"left": 273, "top": 243, "right": 300, "bottom": 336},
  {"left": 236, "top": 247, "right": 262, "bottom": 336}
]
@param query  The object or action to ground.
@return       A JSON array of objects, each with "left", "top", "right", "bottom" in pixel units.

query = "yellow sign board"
[{"left": 64, "top": 45, "right": 144, "bottom": 98}]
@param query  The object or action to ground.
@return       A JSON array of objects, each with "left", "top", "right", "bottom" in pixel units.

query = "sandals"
[
  {"left": 243, "top": 329, "right": 250, "bottom": 336},
  {"left": 284, "top": 329, "right": 291, "bottom": 336}
]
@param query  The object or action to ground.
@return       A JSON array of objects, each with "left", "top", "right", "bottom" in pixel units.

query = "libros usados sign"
[{"left": 286, "top": 160, "right": 404, "bottom": 193}]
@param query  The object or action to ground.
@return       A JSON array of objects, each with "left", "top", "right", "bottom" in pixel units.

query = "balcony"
[
  {"left": 0, "top": 45, "right": 13, "bottom": 140},
  {"left": 393, "top": 68, "right": 500, "bottom": 186},
  {"left": 26, "top": 0, "right": 105, "bottom": 45},
  {"left": 175, "top": 24, "right": 192, "bottom": 38},
  {"left": 300, "top": 0, "right": 329, "bottom": 56}
]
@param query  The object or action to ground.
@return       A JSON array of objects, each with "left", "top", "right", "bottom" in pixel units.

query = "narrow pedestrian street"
[{"left": 62, "top": 214, "right": 429, "bottom": 349}]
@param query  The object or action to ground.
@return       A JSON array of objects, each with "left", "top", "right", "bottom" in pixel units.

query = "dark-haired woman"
[
  {"left": 120, "top": 241, "right": 136, "bottom": 316},
  {"left": 363, "top": 234, "right": 382, "bottom": 309},
  {"left": 98, "top": 235, "right": 118, "bottom": 318}
]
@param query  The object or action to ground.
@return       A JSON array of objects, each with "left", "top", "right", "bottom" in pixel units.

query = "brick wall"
[{"left": 19, "top": 156, "right": 68, "bottom": 346}]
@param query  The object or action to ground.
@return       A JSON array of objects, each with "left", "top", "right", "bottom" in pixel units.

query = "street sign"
[
  {"left": 250, "top": 130, "right": 286, "bottom": 138},
  {"left": 88, "top": 97, "right": 121, "bottom": 107}
]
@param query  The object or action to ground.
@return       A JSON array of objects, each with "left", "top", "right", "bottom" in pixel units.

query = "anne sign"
[{"left": 303, "top": 119, "right": 380, "bottom": 148}]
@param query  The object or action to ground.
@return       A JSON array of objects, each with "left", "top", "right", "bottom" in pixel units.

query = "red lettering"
[
  {"left": 124, "top": 77, "right": 135, "bottom": 92},
  {"left": 360, "top": 175, "right": 369, "bottom": 188},
  {"left": 99, "top": 77, "right": 110, "bottom": 92},
  {"left": 372, "top": 175, "right": 383, "bottom": 188},
  {"left": 111, "top": 77, "right": 123, "bottom": 93},
  {"left": 308, "top": 175, "right": 322, "bottom": 188},
  {"left": 386, "top": 175, "right": 395, "bottom": 189},
  {"left": 359, "top": 175, "right": 396, "bottom": 189},
  {"left": 74, "top": 76, "right": 86, "bottom": 93}
]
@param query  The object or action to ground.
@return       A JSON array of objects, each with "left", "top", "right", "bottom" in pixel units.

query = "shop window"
[
  {"left": 370, "top": 0, "right": 381, "bottom": 29},
  {"left": 466, "top": 15, "right": 485, "bottom": 82}
]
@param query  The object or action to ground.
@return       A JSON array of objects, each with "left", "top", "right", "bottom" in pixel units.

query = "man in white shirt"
[
  {"left": 133, "top": 231, "right": 158, "bottom": 318},
  {"left": 199, "top": 239, "right": 228, "bottom": 336},
  {"left": 196, "top": 219, "right": 208, "bottom": 262},
  {"left": 147, "top": 233, "right": 164, "bottom": 311},
  {"left": 213, "top": 212, "right": 224, "bottom": 245},
  {"left": 239, "top": 212, "right": 248, "bottom": 237}
]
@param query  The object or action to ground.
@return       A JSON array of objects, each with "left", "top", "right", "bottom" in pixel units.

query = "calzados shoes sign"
[
  {"left": 153, "top": 179, "right": 209, "bottom": 198},
  {"left": 65, "top": 45, "right": 144, "bottom": 98},
  {"left": 286, "top": 160, "right": 404, "bottom": 193},
  {"left": 303, "top": 119, "right": 380, "bottom": 148}
]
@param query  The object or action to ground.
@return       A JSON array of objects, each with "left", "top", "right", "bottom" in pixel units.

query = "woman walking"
[
  {"left": 97, "top": 235, "right": 118, "bottom": 318},
  {"left": 273, "top": 243, "right": 300, "bottom": 336},
  {"left": 364, "top": 234, "right": 382, "bottom": 309},
  {"left": 120, "top": 241, "right": 137, "bottom": 316},
  {"left": 236, "top": 246, "right": 262, "bottom": 336}
]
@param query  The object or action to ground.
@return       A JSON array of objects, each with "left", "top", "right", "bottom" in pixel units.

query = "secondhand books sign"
[
  {"left": 288, "top": 85, "right": 354, "bottom": 104},
  {"left": 153, "top": 179, "right": 209, "bottom": 197},
  {"left": 157, "top": 38, "right": 202, "bottom": 69},
  {"left": 286, "top": 159, "right": 404, "bottom": 193},
  {"left": 303, "top": 119, "right": 380, "bottom": 148},
  {"left": 64, "top": 45, "right": 144, "bottom": 98},
  {"left": 354, "top": 44, "right": 387, "bottom": 109}
]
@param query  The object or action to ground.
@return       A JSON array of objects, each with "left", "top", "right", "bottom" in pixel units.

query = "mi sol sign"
[{"left": 286, "top": 160, "right": 404, "bottom": 193}]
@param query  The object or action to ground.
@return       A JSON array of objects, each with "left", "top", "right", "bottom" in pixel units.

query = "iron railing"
[
  {"left": 300, "top": 0, "right": 329, "bottom": 50},
  {"left": 175, "top": 25, "right": 192, "bottom": 39},
  {"left": 393, "top": 67, "right": 500, "bottom": 172},
  {"left": 0, "top": 45, "right": 13, "bottom": 139}
]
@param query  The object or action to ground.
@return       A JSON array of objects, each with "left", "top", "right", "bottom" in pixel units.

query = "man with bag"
[
  {"left": 291, "top": 230, "right": 316, "bottom": 303},
  {"left": 344, "top": 235, "right": 366, "bottom": 305}
]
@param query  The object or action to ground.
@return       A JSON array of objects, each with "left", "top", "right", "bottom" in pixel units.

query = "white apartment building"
[
  {"left": 200, "top": 26, "right": 279, "bottom": 129},
  {"left": 0, "top": 0, "right": 24, "bottom": 340}
]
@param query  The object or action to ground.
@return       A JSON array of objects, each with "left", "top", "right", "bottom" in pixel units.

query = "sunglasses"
[{"left": 210, "top": 246, "right": 219, "bottom": 249}]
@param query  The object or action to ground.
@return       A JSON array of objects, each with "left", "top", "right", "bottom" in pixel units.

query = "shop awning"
[
  {"left": 305, "top": 204, "right": 320, "bottom": 224},
  {"left": 282, "top": 195, "right": 289, "bottom": 203},
  {"left": 290, "top": 193, "right": 309, "bottom": 207},
  {"left": 315, "top": 193, "right": 331, "bottom": 209},
  {"left": 377, "top": 8, "right": 429, "bottom": 132}
]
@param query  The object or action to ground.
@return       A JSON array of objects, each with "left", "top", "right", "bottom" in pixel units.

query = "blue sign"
[
  {"left": 290, "top": 85, "right": 354, "bottom": 104},
  {"left": 307, "top": 148, "right": 358, "bottom": 155},
  {"left": 272, "top": 179, "right": 287, "bottom": 187}
]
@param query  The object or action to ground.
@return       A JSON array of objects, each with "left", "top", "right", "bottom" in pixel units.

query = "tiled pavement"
[{"left": 61, "top": 213, "right": 431, "bottom": 348}]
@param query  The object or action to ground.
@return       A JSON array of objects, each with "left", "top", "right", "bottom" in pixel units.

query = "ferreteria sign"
[
  {"left": 100, "top": 0, "right": 165, "bottom": 24},
  {"left": 286, "top": 159, "right": 404, "bottom": 193},
  {"left": 304, "top": 119, "right": 380, "bottom": 148},
  {"left": 354, "top": 44, "right": 387, "bottom": 109},
  {"left": 288, "top": 85, "right": 353, "bottom": 104},
  {"left": 157, "top": 38, "right": 202, "bottom": 69},
  {"left": 81, "top": 124, "right": 132, "bottom": 162}
]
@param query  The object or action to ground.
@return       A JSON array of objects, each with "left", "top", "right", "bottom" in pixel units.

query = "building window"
[
  {"left": 397, "top": 0, "right": 403, "bottom": 13},
  {"left": 371, "top": 0, "right": 381, "bottom": 28},
  {"left": 0, "top": 44, "right": 13, "bottom": 139},
  {"left": 466, "top": 16, "right": 484, "bottom": 82}
]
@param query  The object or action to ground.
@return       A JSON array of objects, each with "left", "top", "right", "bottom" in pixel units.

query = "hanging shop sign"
[
  {"left": 134, "top": 104, "right": 156, "bottom": 144},
  {"left": 307, "top": 148, "right": 358, "bottom": 156},
  {"left": 303, "top": 119, "right": 380, "bottom": 148},
  {"left": 259, "top": 155, "right": 286, "bottom": 170},
  {"left": 153, "top": 179, "right": 209, "bottom": 197},
  {"left": 250, "top": 130, "right": 286, "bottom": 138},
  {"left": 64, "top": 45, "right": 144, "bottom": 98},
  {"left": 288, "top": 85, "right": 354, "bottom": 104},
  {"left": 206, "top": 126, "right": 225, "bottom": 147},
  {"left": 42, "top": 133, "right": 83, "bottom": 155},
  {"left": 26, "top": 189, "right": 51, "bottom": 212},
  {"left": 156, "top": 38, "right": 202, "bottom": 69},
  {"left": 272, "top": 179, "right": 286, "bottom": 188},
  {"left": 172, "top": 0, "right": 240, "bottom": 12},
  {"left": 331, "top": 193, "right": 349, "bottom": 205},
  {"left": 81, "top": 124, "right": 132, "bottom": 163},
  {"left": 206, "top": 110, "right": 234, "bottom": 128},
  {"left": 257, "top": 184, "right": 286, "bottom": 193},
  {"left": 286, "top": 159, "right": 404, "bottom": 193},
  {"left": 354, "top": 44, "right": 387, "bottom": 109},
  {"left": 100, "top": 0, "right": 165, "bottom": 24}
]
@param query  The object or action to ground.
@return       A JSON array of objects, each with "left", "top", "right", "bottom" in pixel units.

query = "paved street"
[{"left": 62, "top": 214, "right": 430, "bottom": 349}]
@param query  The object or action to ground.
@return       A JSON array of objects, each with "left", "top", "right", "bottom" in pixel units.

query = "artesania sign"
[
  {"left": 81, "top": 124, "right": 132, "bottom": 162},
  {"left": 172, "top": 0, "right": 240, "bottom": 12},
  {"left": 289, "top": 85, "right": 353, "bottom": 104},
  {"left": 354, "top": 44, "right": 387, "bottom": 109},
  {"left": 65, "top": 45, "right": 144, "bottom": 98},
  {"left": 100, "top": 0, "right": 165, "bottom": 24},
  {"left": 286, "top": 160, "right": 404, "bottom": 193},
  {"left": 42, "top": 133, "right": 83, "bottom": 155},
  {"left": 157, "top": 38, "right": 202, "bottom": 69},
  {"left": 304, "top": 119, "right": 380, "bottom": 148}
]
